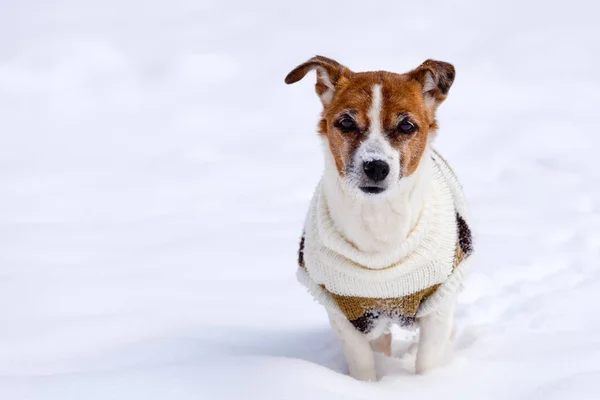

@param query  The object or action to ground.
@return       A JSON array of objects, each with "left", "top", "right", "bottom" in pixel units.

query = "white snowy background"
[{"left": 1, "top": 0, "right": 599, "bottom": 399}]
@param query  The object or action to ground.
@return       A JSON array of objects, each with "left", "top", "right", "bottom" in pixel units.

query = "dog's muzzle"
[{"left": 359, "top": 160, "right": 390, "bottom": 194}]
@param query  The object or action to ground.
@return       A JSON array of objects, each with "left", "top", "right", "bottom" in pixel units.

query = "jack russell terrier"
[{"left": 286, "top": 56, "right": 473, "bottom": 380}]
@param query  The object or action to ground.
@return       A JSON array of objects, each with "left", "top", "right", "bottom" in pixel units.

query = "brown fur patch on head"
[
  {"left": 286, "top": 57, "right": 455, "bottom": 178},
  {"left": 378, "top": 73, "right": 432, "bottom": 176},
  {"left": 320, "top": 73, "right": 378, "bottom": 175},
  {"left": 321, "top": 71, "right": 436, "bottom": 177}
]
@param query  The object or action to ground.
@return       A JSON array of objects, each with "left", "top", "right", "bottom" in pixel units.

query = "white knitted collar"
[{"left": 301, "top": 158, "right": 459, "bottom": 299}]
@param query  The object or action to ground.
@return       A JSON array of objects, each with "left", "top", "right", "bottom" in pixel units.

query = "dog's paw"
[
  {"left": 415, "top": 352, "right": 442, "bottom": 375},
  {"left": 348, "top": 367, "right": 377, "bottom": 382}
]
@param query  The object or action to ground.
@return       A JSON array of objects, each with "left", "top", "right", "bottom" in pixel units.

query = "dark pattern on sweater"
[
  {"left": 350, "top": 310, "right": 416, "bottom": 334},
  {"left": 456, "top": 213, "right": 473, "bottom": 256},
  {"left": 298, "top": 234, "right": 305, "bottom": 267}
]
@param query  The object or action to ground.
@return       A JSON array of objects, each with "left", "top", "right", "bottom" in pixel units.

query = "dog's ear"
[
  {"left": 285, "top": 56, "right": 350, "bottom": 106},
  {"left": 409, "top": 60, "right": 455, "bottom": 110}
]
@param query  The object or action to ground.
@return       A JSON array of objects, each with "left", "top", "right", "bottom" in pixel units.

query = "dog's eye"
[
  {"left": 397, "top": 119, "right": 417, "bottom": 134},
  {"left": 335, "top": 117, "right": 358, "bottom": 133}
]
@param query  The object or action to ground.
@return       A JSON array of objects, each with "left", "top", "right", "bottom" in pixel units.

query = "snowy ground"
[{"left": 1, "top": 0, "right": 600, "bottom": 399}]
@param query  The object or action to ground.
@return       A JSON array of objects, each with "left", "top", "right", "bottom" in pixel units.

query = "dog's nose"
[{"left": 363, "top": 160, "right": 390, "bottom": 182}]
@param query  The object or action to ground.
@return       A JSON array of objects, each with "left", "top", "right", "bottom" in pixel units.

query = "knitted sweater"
[{"left": 297, "top": 151, "right": 474, "bottom": 334}]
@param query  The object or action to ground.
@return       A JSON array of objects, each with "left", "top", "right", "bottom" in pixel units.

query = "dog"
[{"left": 285, "top": 56, "right": 474, "bottom": 380}]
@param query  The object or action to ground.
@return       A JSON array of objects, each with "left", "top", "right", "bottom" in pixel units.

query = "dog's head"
[{"left": 285, "top": 56, "right": 455, "bottom": 196}]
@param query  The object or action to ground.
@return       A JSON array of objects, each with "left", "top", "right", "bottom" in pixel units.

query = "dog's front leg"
[
  {"left": 415, "top": 294, "right": 457, "bottom": 374},
  {"left": 328, "top": 312, "right": 377, "bottom": 381}
]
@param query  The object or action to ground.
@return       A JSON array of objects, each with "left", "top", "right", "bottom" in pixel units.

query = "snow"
[{"left": 1, "top": 0, "right": 599, "bottom": 398}]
